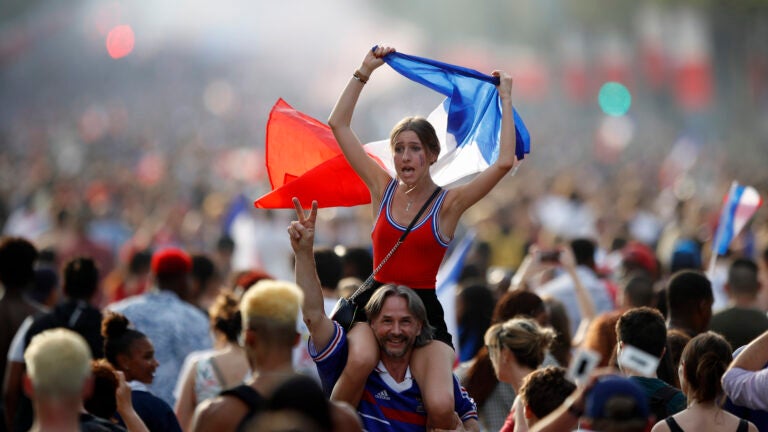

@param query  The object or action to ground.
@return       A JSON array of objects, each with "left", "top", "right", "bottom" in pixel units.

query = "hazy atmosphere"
[{"left": 2, "top": 0, "right": 767, "bottom": 278}]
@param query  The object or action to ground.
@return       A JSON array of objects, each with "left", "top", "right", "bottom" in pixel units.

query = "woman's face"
[
  {"left": 486, "top": 333, "right": 511, "bottom": 383},
  {"left": 393, "top": 130, "right": 434, "bottom": 184},
  {"left": 678, "top": 361, "right": 688, "bottom": 395},
  {"left": 123, "top": 337, "right": 159, "bottom": 384}
]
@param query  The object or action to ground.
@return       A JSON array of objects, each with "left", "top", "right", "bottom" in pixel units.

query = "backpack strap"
[
  {"left": 220, "top": 384, "right": 265, "bottom": 411},
  {"left": 208, "top": 357, "right": 227, "bottom": 388},
  {"left": 664, "top": 417, "right": 685, "bottom": 432},
  {"left": 736, "top": 418, "right": 749, "bottom": 432}
]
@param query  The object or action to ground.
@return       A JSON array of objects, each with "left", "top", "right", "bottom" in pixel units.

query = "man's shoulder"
[
  {"left": 192, "top": 391, "right": 253, "bottom": 431},
  {"left": 108, "top": 292, "right": 206, "bottom": 322},
  {"left": 629, "top": 376, "right": 680, "bottom": 393},
  {"left": 714, "top": 307, "right": 768, "bottom": 320}
]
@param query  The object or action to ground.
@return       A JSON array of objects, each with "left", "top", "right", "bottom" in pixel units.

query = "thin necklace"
[{"left": 404, "top": 184, "right": 417, "bottom": 212}]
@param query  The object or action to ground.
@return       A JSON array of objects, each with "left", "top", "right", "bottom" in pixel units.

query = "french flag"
[
  {"left": 712, "top": 181, "right": 763, "bottom": 256},
  {"left": 254, "top": 50, "right": 531, "bottom": 209},
  {"left": 436, "top": 230, "right": 476, "bottom": 356}
]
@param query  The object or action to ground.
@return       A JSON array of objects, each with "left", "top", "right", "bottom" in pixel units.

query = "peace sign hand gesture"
[{"left": 288, "top": 197, "right": 318, "bottom": 254}]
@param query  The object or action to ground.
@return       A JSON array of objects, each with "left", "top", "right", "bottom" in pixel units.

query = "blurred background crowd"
[
  {"left": 2, "top": 0, "right": 767, "bottom": 284},
  {"left": 3, "top": 1, "right": 768, "bottom": 431}
]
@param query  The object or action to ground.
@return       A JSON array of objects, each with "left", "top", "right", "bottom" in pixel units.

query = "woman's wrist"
[
  {"left": 353, "top": 69, "right": 369, "bottom": 84},
  {"left": 358, "top": 64, "right": 374, "bottom": 76}
]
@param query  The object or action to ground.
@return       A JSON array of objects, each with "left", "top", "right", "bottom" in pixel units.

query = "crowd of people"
[
  {"left": 2, "top": 46, "right": 768, "bottom": 432},
  {"left": 2, "top": 192, "right": 768, "bottom": 431}
]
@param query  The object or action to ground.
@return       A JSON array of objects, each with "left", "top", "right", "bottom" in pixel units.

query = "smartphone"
[
  {"left": 568, "top": 348, "right": 602, "bottom": 384},
  {"left": 617, "top": 344, "right": 660, "bottom": 377},
  {"left": 539, "top": 250, "right": 560, "bottom": 263}
]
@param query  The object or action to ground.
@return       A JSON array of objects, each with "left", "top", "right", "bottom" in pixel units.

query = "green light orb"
[{"left": 598, "top": 82, "right": 632, "bottom": 116}]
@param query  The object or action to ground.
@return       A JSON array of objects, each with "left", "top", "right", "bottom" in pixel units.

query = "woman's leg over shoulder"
[
  {"left": 411, "top": 341, "right": 457, "bottom": 430},
  {"left": 331, "top": 322, "right": 379, "bottom": 407}
]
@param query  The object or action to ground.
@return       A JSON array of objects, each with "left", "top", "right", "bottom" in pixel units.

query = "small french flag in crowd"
[
  {"left": 255, "top": 49, "right": 531, "bottom": 209},
  {"left": 712, "top": 181, "right": 763, "bottom": 256}
]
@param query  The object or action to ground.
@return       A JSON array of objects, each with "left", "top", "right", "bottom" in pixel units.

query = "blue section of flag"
[
  {"left": 436, "top": 231, "right": 476, "bottom": 353},
  {"left": 382, "top": 50, "right": 531, "bottom": 161},
  {"left": 222, "top": 194, "right": 249, "bottom": 236},
  {"left": 713, "top": 184, "right": 746, "bottom": 255},
  {"left": 436, "top": 231, "right": 475, "bottom": 297}
]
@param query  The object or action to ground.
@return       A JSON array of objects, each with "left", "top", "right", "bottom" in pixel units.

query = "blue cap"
[
  {"left": 671, "top": 239, "right": 702, "bottom": 272},
  {"left": 585, "top": 375, "right": 650, "bottom": 420}
]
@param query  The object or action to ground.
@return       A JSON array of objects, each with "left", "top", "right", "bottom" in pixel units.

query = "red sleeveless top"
[{"left": 372, "top": 179, "right": 450, "bottom": 289}]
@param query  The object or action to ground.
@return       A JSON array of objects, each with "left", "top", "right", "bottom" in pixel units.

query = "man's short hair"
[
  {"left": 0, "top": 236, "right": 38, "bottom": 288},
  {"left": 727, "top": 258, "right": 759, "bottom": 296},
  {"left": 365, "top": 284, "right": 434, "bottom": 347},
  {"left": 621, "top": 273, "right": 655, "bottom": 308},
  {"left": 570, "top": 238, "right": 596, "bottom": 267},
  {"left": 191, "top": 254, "right": 218, "bottom": 287},
  {"left": 585, "top": 375, "right": 650, "bottom": 432},
  {"left": 666, "top": 270, "right": 713, "bottom": 313},
  {"left": 25, "top": 328, "right": 92, "bottom": 398},
  {"left": 241, "top": 280, "right": 303, "bottom": 346},
  {"left": 63, "top": 257, "right": 99, "bottom": 300},
  {"left": 314, "top": 248, "right": 342, "bottom": 289},
  {"left": 616, "top": 307, "right": 667, "bottom": 357},
  {"left": 519, "top": 366, "right": 576, "bottom": 419}
]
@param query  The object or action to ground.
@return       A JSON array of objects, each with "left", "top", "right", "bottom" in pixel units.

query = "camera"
[{"left": 538, "top": 250, "right": 560, "bottom": 263}]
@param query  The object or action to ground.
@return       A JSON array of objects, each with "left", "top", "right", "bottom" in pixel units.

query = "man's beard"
[{"left": 379, "top": 335, "right": 413, "bottom": 358}]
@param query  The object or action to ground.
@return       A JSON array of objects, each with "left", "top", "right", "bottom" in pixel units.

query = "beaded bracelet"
[{"left": 353, "top": 70, "right": 369, "bottom": 84}]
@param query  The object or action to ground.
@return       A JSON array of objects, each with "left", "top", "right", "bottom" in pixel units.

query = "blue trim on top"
[
  {"left": 385, "top": 186, "right": 435, "bottom": 232},
  {"left": 431, "top": 190, "right": 451, "bottom": 247}
]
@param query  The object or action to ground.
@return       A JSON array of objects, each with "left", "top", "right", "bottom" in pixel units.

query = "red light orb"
[{"left": 106, "top": 25, "right": 135, "bottom": 59}]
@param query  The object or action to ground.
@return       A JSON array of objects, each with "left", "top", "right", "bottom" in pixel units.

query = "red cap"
[
  {"left": 234, "top": 269, "right": 274, "bottom": 291},
  {"left": 151, "top": 248, "right": 192, "bottom": 276},
  {"left": 621, "top": 241, "right": 658, "bottom": 277}
]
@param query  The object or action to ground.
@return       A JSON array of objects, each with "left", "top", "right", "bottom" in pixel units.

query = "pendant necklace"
[{"left": 404, "top": 184, "right": 417, "bottom": 212}]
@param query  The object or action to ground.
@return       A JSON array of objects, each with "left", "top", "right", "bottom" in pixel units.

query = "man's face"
[{"left": 370, "top": 296, "right": 422, "bottom": 359}]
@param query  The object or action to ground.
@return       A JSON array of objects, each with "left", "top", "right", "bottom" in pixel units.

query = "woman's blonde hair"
[{"left": 484, "top": 317, "right": 556, "bottom": 369}]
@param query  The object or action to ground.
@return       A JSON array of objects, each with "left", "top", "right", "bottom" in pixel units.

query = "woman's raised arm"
[{"left": 328, "top": 45, "right": 394, "bottom": 197}]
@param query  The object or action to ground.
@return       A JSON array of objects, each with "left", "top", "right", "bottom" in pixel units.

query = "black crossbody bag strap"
[{"left": 348, "top": 186, "right": 442, "bottom": 301}]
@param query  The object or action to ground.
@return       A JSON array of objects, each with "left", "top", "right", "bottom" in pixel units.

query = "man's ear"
[
  {"left": 245, "top": 328, "right": 257, "bottom": 347},
  {"left": 698, "top": 298, "right": 709, "bottom": 311},
  {"left": 81, "top": 375, "right": 94, "bottom": 400},
  {"left": 22, "top": 373, "right": 34, "bottom": 399}
]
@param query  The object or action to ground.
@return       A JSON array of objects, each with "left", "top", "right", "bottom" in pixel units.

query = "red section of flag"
[
  {"left": 264, "top": 99, "right": 341, "bottom": 189},
  {"left": 255, "top": 153, "right": 371, "bottom": 208},
  {"left": 254, "top": 99, "right": 374, "bottom": 209}
]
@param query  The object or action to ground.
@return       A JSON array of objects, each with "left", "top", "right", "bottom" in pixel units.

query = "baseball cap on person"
[
  {"left": 622, "top": 242, "right": 658, "bottom": 278},
  {"left": 585, "top": 375, "right": 650, "bottom": 421},
  {"left": 670, "top": 239, "right": 702, "bottom": 273},
  {"left": 151, "top": 248, "right": 192, "bottom": 276}
]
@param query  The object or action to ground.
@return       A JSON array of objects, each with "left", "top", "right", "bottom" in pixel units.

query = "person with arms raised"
[{"left": 327, "top": 43, "right": 518, "bottom": 430}]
